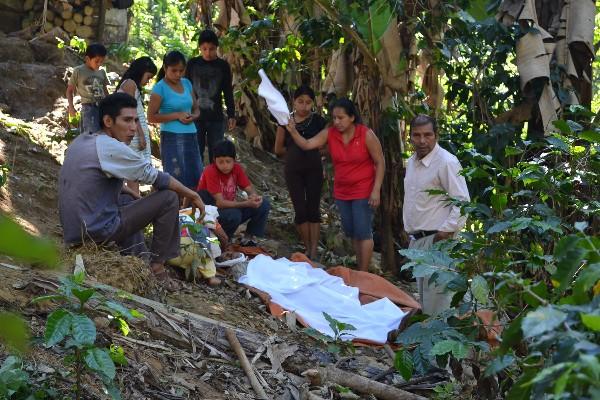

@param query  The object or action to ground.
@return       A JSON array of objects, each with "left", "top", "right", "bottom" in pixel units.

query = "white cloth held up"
[{"left": 257, "top": 69, "right": 290, "bottom": 125}]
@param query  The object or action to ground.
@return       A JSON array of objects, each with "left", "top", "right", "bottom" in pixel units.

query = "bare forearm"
[
  {"left": 168, "top": 177, "right": 195, "bottom": 198},
  {"left": 372, "top": 159, "right": 385, "bottom": 192},
  {"left": 216, "top": 198, "right": 249, "bottom": 209},
  {"left": 66, "top": 88, "right": 75, "bottom": 107},
  {"left": 148, "top": 112, "right": 181, "bottom": 124}
]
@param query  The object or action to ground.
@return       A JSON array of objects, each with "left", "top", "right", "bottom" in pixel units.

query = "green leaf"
[
  {"left": 487, "top": 220, "right": 512, "bottom": 234},
  {"left": 525, "top": 362, "right": 572, "bottom": 386},
  {"left": 84, "top": 348, "right": 116, "bottom": 380},
  {"left": 0, "top": 215, "right": 59, "bottom": 267},
  {"left": 103, "top": 301, "right": 134, "bottom": 320},
  {"left": 467, "top": 0, "right": 492, "bottom": 20},
  {"left": 399, "top": 249, "right": 455, "bottom": 268},
  {"left": 430, "top": 340, "right": 469, "bottom": 359},
  {"left": 573, "top": 263, "right": 600, "bottom": 304},
  {"left": 471, "top": 275, "right": 489, "bottom": 305},
  {"left": 545, "top": 136, "right": 570, "bottom": 153},
  {"left": 552, "top": 120, "right": 571, "bottom": 134},
  {"left": 326, "top": 343, "right": 340, "bottom": 354},
  {"left": 580, "top": 314, "right": 600, "bottom": 331},
  {"left": 71, "top": 314, "right": 96, "bottom": 346},
  {"left": 554, "top": 365, "right": 573, "bottom": 395},
  {"left": 71, "top": 288, "right": 95, "bottom": 304},
  {"left": 0, "top": 313, "right": 29, "bottom": 354},
  {"left": 73, "top": 270, "right": 86, "bottom": 285},
  {"left": 484, "top": 354, "right": 515, "bottom": 377},
  {"left": 323, "top": 312, "right": 356, "bottom": 337},
  {"left": 521, "top": 306, "right": 567, "bottom": 338},
  {"left": 129, "top": 309, "right": 144, "bottom": 319},
  {"left": 566, "top": 120, "right": 583, "bottom": 132},
  {"left": 394, "top": 349, "right": 413, "bottom": 381},
  {"left": 579, "top": 130, "right": 600, "bottom": 143},
  {"left": 115, "top": 318, "right": 130, "bottom": 336},
  {"left": 303, "top": 327, "right": 332, "bottom": 343},
  {"left": 357, "top": 0, "right": 393, "bottom": 54},
  {"left": 504, "top": 146, "right": 523, "bottom": 156},
  {"left": 523, "top": 281, "right": 548, "bottom": 307},
  {"left": 109, "top": 344, "right": 128, "bottom": 366},
  {"left": 45, "top": 309, "right": 72, "bottom": 347},
  {"left": 103, "top": 381, "right": 122, "bottom": 400},
  {"left": 552, "top": 235, "right": 586, "bottom": 293}
]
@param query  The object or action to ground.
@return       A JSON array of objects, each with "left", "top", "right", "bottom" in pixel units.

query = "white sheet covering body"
[{"left": 239, "top": 255, "right": 407, "bottom": 343}]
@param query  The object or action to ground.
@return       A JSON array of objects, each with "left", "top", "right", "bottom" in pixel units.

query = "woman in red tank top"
[{"left": 286, "top": 98, "right": 385, "bottom": 272}]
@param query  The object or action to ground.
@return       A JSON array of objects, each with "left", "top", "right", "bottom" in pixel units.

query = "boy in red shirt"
[{"left": 197, "top": 139, "right": 270, "bottom": 245}]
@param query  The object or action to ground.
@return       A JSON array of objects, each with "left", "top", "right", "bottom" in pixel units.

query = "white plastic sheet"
[
  {"left": 257, "top": 69, "right": 290, "bottom": 125},
  {"left": 239, "top": 255, "right": 407, "bottom": 343}
]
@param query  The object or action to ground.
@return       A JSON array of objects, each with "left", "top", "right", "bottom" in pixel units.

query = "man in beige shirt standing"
[{"left": 403, "top": 114, "right": 470, "bottom": 315}]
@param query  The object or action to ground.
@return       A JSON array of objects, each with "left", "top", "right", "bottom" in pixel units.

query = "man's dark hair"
[
  {"left": 212, "top": 139, "right": 236, "bottom": 161},
  {"left": 99, "top": 92, "right": 138, "bottom": 128},
  {"left": 84, "top": 43, "right": 107, "bottom": 58},
  {"left": 410, "top": 114, "right": 438, "bottom": 135},
  {"left": 199, "top": 29, "right": 219, "bottom": 47}
]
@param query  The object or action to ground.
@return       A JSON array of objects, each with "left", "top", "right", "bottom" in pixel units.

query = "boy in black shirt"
[{"left": 186, "top": 29, "right": 236, "bottom": 164}]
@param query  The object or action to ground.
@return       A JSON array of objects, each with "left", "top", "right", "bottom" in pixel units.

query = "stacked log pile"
[{"left": 21, "top": 0, "right": 100, "bottom": 39}]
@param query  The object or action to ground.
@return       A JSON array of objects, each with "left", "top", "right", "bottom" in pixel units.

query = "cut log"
[
  {"left": 75, "top": 25, "right": 93, "bottom": 38},
  {"left": 43, "top": 22, "right": 53, "bottom": 32},
  {"left": 83, "top": 5, "right": 94, "bottom": 16},
  {"left": 54, "top": 16, "right": 63, "bottom": 28},
  {"left": 73, "top": 13, "right": 83, "bottom": 23},
  {"left": 302, "top": 366, "right": 426, "bottom": 400},
  {"left": 63, "top": 19, "right": 76, "bottom": 33},
  {"left": 83, "top": 15, "right": 93, "bottom": 26},
  {"left": 61, "top": 10, "right": 73, "bottom": 20},
  {"left": 46, "top": 9, "right": 55, "bottom": 21}
]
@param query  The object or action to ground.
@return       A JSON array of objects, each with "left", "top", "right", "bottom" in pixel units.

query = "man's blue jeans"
[
  {"left": 198, "top": 190, "right": 270, "bottom": 239},
  {"left": 195, "top": 120, "right": 225, "bottom": 164},
  {"left": 160, "top": 132, "right": 203, "bottom": 189}
]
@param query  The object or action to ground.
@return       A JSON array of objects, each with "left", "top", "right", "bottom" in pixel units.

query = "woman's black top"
[{"left": 283, "top": 113, "right": 327, "bottom": 171}]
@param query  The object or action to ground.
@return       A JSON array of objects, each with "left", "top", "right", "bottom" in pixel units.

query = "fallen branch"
[
  {"left": 225, "top": 328, "right": 268, "bottom": 400},
  {"left": 302, "top": 365, "right": 426, "bottom": 400}
]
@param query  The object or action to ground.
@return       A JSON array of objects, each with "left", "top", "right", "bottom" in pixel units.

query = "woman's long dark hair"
[
  {"left": 115, "top": 56, "right": 157, "bottom": 93},
  {"left": 331, "top": 97, "right": 362, "bottom": 124},
  {"left": 156, "top": 51, "right": 186, "bottom": 81}
]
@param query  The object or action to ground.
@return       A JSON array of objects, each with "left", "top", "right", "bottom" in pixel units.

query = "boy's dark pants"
[
  {"left": 106, "top": 191, "right": 180, "bottom": 263},
  {"left": 198, "top": 190, "right": 270, "bottom": 239},
  {"left": 195, "top": 120, "right": 225, "bottom": 164}
]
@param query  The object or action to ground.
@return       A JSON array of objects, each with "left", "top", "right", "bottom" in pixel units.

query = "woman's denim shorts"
[{"left": 335, "top": 198, "right": 374, "bottom": 240}]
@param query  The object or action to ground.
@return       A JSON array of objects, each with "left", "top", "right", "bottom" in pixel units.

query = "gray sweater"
[{"left": 58, "top": 133, "right": 171, "bottom": 244}]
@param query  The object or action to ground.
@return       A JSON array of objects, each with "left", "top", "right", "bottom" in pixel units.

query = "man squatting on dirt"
[{"left": 58, "top": 92, "right": 205, "bottom": 282}]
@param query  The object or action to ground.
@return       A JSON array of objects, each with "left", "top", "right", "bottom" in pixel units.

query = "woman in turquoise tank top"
[{"left": 148, "top": 51, "right": 203, "bottom": 189}]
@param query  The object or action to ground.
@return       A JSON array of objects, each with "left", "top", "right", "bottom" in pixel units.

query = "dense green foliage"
[{"left": 112, "top": 0, "right": 198, "bottom": 63}]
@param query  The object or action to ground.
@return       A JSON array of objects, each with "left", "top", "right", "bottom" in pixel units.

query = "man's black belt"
[{"left": 409, "top": 230, "right": 438, "bottom": 240}]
